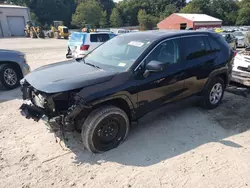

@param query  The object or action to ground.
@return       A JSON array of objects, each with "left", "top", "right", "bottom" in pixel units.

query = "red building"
[{"left": 157, "top": 13, "right": 222, "bottom": 30}]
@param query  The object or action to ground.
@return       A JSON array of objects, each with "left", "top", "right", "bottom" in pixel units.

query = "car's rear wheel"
[
  {"left": 0, "top": 64, "right": 20, "bottom": 90},
  {"left": 81, "top": 106, "right": 130, "bottom": 153},
  {"left": 202, "top": 77, "right": 225, "bottom": 109}
]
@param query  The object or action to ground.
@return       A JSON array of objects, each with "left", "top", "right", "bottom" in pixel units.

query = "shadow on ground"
[
  {"left": 56, "top": 92, "right": 250, "bottom": 167},
  {"left": 0, "top": 87, "right": 22, "bottom": 103}
]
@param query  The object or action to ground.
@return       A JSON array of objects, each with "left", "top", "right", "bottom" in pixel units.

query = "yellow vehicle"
[
  {"left": 24, "top": 21, "right": 45, "bottom": 39},
  {"left": 49, "top": 21, "right": 69, "bottom": 39},
  {"left": 214, "top": 28, "right": 224, "bottom": 33}
]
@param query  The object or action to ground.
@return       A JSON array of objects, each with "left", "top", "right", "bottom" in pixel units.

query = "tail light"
[
  {"left": 233, "top": 50, "right": 237, "bottom": 57},
  {"left": 80, "top": 45, "right": 90, "bottom": 51}
]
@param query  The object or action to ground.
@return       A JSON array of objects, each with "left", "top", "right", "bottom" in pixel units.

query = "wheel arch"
[
  {"left": 203, "top": 67, "right": 229, "bottom": 92},
  {"left": 90, "top": 95, "right": 136, "bottom": 122}
]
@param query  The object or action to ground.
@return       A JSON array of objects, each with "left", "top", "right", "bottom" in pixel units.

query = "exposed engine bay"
[{"left": 19, "top": 79, "right": 91, "bottom": 133}]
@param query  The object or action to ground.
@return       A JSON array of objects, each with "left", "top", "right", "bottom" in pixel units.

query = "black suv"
[{"left": 20, "top": 31, "right": 234, "bottom": 153}]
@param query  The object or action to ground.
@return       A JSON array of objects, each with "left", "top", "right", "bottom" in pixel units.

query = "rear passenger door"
[
  {"left": 89, "top": 33, "right": 110, "bottom": 51},
  {"left": 181, "top": 35, "right": 218, "bottom": 97}
]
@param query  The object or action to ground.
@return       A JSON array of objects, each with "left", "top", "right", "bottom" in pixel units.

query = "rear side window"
[
  {"left": 207, "top": 36, "right": 220, "bottom": 52},
  {"left": 90, "top": 34, "right": 110, "bottom": 42},
  {"left": 182, "top": 36, "right": 208, "bottom": 60}
]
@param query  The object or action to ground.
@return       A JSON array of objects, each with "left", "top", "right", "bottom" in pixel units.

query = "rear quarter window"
[
  {"left": 70, "top": 33, "right": 85, "bottom": 42},
  {"left": 90, "top": 34, "right": 110, "bottom": 42},
  {"left": 207, "top": 36, "right": 221, "bottom": 52}
]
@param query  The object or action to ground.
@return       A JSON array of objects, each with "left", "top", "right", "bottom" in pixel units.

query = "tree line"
[{"left": 9, "top": 0, "right": 250, "bottom": 29}]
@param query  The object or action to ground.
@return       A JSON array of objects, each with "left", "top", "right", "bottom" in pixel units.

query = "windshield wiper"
[{"left": 85, "top": 62, "right": 102, "bottom": 70}]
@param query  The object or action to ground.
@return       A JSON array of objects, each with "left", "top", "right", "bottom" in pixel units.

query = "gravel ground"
[{"left": 0, "top": 38, "right": 250, "bottom": 188}]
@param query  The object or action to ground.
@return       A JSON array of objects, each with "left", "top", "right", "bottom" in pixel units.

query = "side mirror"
[{"left": 143, "top": 60, "right": 164, "bottom": 77}]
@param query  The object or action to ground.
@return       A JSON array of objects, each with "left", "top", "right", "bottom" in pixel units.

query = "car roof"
[
  {"left": 122, "top": 30, "right": 216, "bottom": 41},
  {"left": 72, "top": 32, "right": 113, "bottom": 35}
]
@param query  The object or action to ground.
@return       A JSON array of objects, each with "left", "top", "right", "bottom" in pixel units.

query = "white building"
[{"left": 0, "top": 4, "right": 30, "bottom": 37}]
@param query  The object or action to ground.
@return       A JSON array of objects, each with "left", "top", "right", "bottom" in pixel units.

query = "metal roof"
[
  {"left": 0, "top": 4, "right": 28, "bottom": 9},
  {"left": 176, "top": 13, "right": 222, "bottom": 22}
]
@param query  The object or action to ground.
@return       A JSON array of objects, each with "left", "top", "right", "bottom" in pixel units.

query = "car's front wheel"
[
  {"left": 81, "top": 106, "right": 130, "bottom": 153},
  {"left": 0, "top": 64, "right": 20, "bottom": 90},
  {"left": 202, "top": 77, "right": 225, "bottom": 109}
]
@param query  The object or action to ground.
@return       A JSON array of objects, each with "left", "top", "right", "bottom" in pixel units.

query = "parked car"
[
  {"left": 220, "top": 32, "right": 237, "bottom": 50},
  {"left": 66, "top": 32, "right": 116, "bottom": 59},
  {"left": 110, "top": 29, "right": 128, "bottom": 35},
  {"left": 233, "top": 31, "right": 246, "bottom": 48},
  {"left": 0, "top": 49, "right": 30, "bottom": 90},
  {"left": 232, "top": 49, "right": 250, "bottom": 86},
  {"left": 19, "top": 31, "right": 234, "bottom": 153}
]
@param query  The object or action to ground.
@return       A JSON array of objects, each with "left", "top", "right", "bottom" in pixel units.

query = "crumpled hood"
[{"left": 24, "top": 60, "right": 118, "bottom": 93}]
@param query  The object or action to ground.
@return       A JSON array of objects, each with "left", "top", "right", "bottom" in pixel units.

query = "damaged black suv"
[{"left": 20, "top": 31, "right": 234, "bottom": 153}]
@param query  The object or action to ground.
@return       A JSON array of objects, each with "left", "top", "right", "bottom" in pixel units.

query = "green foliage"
[
  {"left": 72, "top": 0, "right": 102, "bottom": 28},
  {"left": 117, "top": 0, "right": 186, "bottom": 26},
  {"left": 9, "top": 0, "right": 250, "bottom": 28},
  {"left": 180, "top": 0, "right": 210, "bottom": 14},
  {"left": 210, "top": 0, "right": 239, "bottom": 25},
  {"left": 30, "top": 12, "right": 40, "bottom": 25},
  {"left": 180, "top": 0, "right": 239, "bottom": 25},
  {"left": 138, "top": 9, "right": 158, "bottom": 30},
  {"left": 99, "top": 11, "right": 109, "bottom": 28},
  {"left": 160, "top": 4, "right": 177, "bottom": 20},
  {"left": 236, "top": 7, "right": 250, "bottom": 25},
  {"left": 180, "top": 2, "right": 202, "bottom": 13},
  {"left": 110, "top": 8, "right": 123, "bottom": 27}
]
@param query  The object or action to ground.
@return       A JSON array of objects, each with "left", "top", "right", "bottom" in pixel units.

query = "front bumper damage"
[
  {"left": 19, "top": 80, "right": 91, "bottom": 133},
  {"left": 232, "top": 52, "right": 250, "bottom": 86},
  {"left": 19, "top": 101, "right": 64, "bottom": 132},
  {"left": 232, "top": 70, "right": 250, "bottom": 86}
]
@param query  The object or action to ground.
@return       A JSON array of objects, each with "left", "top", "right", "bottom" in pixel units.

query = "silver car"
[
  {"left": 0, "top": 49, "right": 30, "bottom": 90},
  {"left": 233, "top": 31, "right": 246, "bottom": 48}
]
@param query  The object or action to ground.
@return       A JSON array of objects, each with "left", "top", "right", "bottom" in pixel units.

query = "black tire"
[
  {"left": 81, "top": 106, "right": 130, "bottom": 153},
  {"left": 0, "top": 64, "right": 20, "bottom": 90},
  {"left": 202, "top": 77, "right": 225, "bottom": 109}
]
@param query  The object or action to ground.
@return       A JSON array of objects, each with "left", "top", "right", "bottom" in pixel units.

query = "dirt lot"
[{"left": 0, "top": 38, "right": 250, "bottom": 188}]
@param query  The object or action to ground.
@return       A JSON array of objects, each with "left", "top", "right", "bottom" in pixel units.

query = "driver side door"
[{"left": 136, "top": 38, "right": 186, "bottom": 117}]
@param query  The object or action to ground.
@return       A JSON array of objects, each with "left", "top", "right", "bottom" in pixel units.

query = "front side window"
[
  {"left": 145, "top": 39, "right": 180, "bottom": 65},
  {"left": 182, "top": 36, "right": 207, "bottom": 60}
]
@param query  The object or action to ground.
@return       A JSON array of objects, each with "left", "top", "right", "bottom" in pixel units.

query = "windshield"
[{"left": 84, "top": 34, "right": 153, "bottom": 71}]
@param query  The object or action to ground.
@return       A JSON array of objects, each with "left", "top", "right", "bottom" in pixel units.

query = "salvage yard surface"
[{"left": 0, "top": 38, "right": 250, "bottom": 188}]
